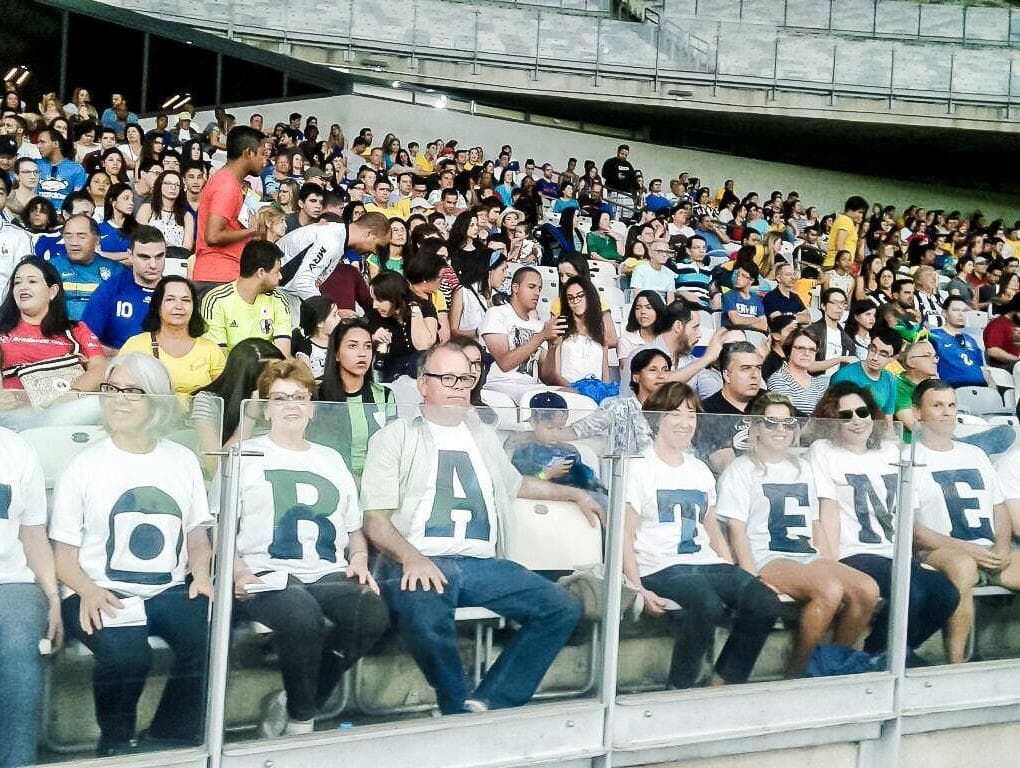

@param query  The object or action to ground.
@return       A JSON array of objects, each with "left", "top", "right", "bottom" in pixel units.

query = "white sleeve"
[
  {"left": 182, "top": 450, "right": 214, "bottom": 531},
  {"left": 334, "top": 454, "right": 364, "bottom": 533},
  {"left": 14, "top": 438, "right": 47, "bottom": 528},
  {"left": 995, "top": 452, "right": 1020, "bottom": 501},
  {"left": 714, "top": 461, "right": 750, "bottom": 523},
  {"left": 49, "top": 456, "right": 87, "bottom": 547},
  {"left": 807, "top": 442, "right": 837, "bottom": 501},
  {"left": 624, "top": 457, "right": 648, "bottom": 512},
  {"left": 981, "top": 453, "right": 1007, "bottom": 506},
  {"left": 478, "top": 306, "right": 508, "bottom": 338}
]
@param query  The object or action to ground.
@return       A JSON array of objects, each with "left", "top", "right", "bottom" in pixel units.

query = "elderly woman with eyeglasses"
[
  {"left": 50, "top": 353, "right": 213, "bottom": 756},
  {"left": 233, "top": 359, "right": 388, "bottom": 738},
  {"left": 764, "top": 327, "right": 829, "bottom": 416},
  {"left": 715, "top": 391, "right": 880, "bottom": 677}
]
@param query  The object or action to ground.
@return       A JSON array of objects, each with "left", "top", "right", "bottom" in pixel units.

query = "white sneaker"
[
  {"left": 464, "top": 698, "right": 489, "bottom": 713},
  {"left": 258, "top": 691, "right": 288, "bottom": 739},
  {"left": 284, "top": 718, "right": 315, "bottom": 735}
]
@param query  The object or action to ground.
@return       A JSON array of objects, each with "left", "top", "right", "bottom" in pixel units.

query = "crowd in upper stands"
[{"left": 3, "top": 81, "right": 1020, "bottom": 763}]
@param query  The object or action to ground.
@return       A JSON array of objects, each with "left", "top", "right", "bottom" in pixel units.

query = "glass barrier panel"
[
  {"left": 876, "top": 0, "right": 923, "bottom": 38},
  {"left": 540, "top": 16, "right": 598, "bottom": 64},
  {"left": 718, "top": 29, "right": 776, "bottom": 79},
  {"left": 907, "top": 417, "right": 1020, "bottom": 671},
  {"left": 614, "top": 407, "right": 905, "bottom": 695},
  {"left": 600, "top": 21, "right": 657, "bottom": 71},
  {"left": 835, "top": 40, "right": 893, "bottom": 89},
  {"left": 222, "top": 396, "right": 608, "bottom": 744},
  {"left": 784, "top": 0, "right": 828, "bottom": 31},
  {"left": 891, "top": 41, "right": 951, "bottom": 93},
  {"left": 919, "top": 2, "right": 964, "bottom": 41},
  {"left": 0, "top": 389, "right": 222, "bottom": 764},
  {"left": 831, "top": 0, "right": 875, "bottom": 34},
  {"left": 776, "top": 37, "right": 834, "bottom": 84},
  {"left": 477, "top": 8, "right": 540, "bottom": 59},
  {"left": 964, "top": 6, "right": 1009, "bottom": 44},
  {"left": 953, "top": 50, "right": 1011, "bottom": 98}
]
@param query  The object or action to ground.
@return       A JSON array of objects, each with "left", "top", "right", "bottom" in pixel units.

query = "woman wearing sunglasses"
[
  {"left": 715, "top": 391, "right": 881, "bottom": 676},
  {"left": 809, "top": 383, "right": 958, "bottom": 661}
]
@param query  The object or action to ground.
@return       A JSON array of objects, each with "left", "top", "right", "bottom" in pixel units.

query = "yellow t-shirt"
[
  {"left": 201, "top": 281, "right": 292, "bottom": 351},
  {"left": 825, "top": 213, "right": 859, "bottom": 268},
  {"left": 363, "top": 202, "right": 406, "bottom": 220},
  {"left": 413, "top": 154, "right": 435, "bottom": 175},
  {"left": 120, "top": 333, "right": 226, "bottom": 394}
]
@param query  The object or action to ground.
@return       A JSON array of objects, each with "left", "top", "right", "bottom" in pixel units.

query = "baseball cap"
[
  {"left": 176, "top": 111, "right": 192, "bottom": 121},
  {"left": 0, "top": 135, "right": 16, "bottom": 157},
  {"left": 529, "top": 391, "right": 568, "bottom": 413}
]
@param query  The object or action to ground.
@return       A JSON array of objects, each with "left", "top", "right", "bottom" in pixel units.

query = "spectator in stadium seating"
[
  {"left": 550, "top": 257, "right": 614, "bottom": 351},
  {"left": 480, "top": 266, "right": 563, "bottom": 402},
  {"left": 0, "top": 421, "right": 61, "bottom": 768},
  {"left": 0, "top": 195, "right": 31, "bottom": 299},
  {"left": 618, "top": 290, "right": 668, "bottom": 363},
  {"left": 945, "top": 256, "right": 978, "bottom": 309},
  {"left": 810, "top": 383, "right": 958, "bottom": 659},
  {"left": 20, "top": 196, "right": 61, "bottom": 243},
  {"left": 34, "top": 128, "right": 86, "bottom": 204},
  {"left": 765, "top": 327, "right": 828, "bottom": 416},
  {"left": 805, "top": 287, "right": 856, "bottom": 372},
  {"left": 52, "top": 353, "right": 212, "bottom": 756},
  {"left": 290, "top": 296, "right": 340, "bottom": 380},
  {"left": 760, "top": 314, "right": 797, "bottom": 381},
  {"left": 630, "top": 239, "right": 676, "bottom": 297},
  {"left": 193, "top": 127, "right": 269, "bottom": 289},
  {"left": 762, "top": 261, "right": 810, "bottom": 323},
  {"left": 551, "top": 181, "right": 579, "bottom": 215},
  {"left": 693, "top": 212, "right": 731, "bottom": 254},
  {"left": 716, "top": 391, "right": 880, "bottom": 676},
  {"left": 2, "top": 114, "right": 39, "bottom": 160},
  {"left": 201, "top": 239, "right": 291, "bottom": 355},
  {"left": 365, "top": 218, "right": 410, "bottom": 278},
  {"left": 894, "top": 336, "right": 940, "bottom": 442},
  {"left": 136, "top": 170, "right": 195, "bottom": 251},
  {"left": 5, "top": 157, "right": 40, "bottom": 222},
  {"left": 311, "top": 319, "right": 396, "bottom": 477},
  {"left": 48, "top": 214, "right": 124, "bottom": 321},
  {"left": 367, "top": 270, "right": 438, "bottom": 382},
  {"left": 284, "top": 183, "right": 323, "bottom": 233},
  {"left": 929, "top": 296, "right": 986, "bottom": 387},
  {"left": 625, "top": 381, "right": 781, "bottom": 688},
  {"left": 232, "top": 359, "right": 388, "bottom": 738},
  {"left": 913, "top": 266, "right": 943, "bottom": 328},
  {"left": 586, "top": 210, "right": 623, "bottom": 262},
  {"left": 97, "top": 182, "right": 137, "bottom": 262},
  {"left": 696, "top": 341, "right": 762, "bottom": 472},
  {"left": 361, "top": 343, "right": 596, "bottom": 715},
  {"left": 845, "top": 300, "right": 877, "bottom": 360},
  {"left": 82, "top": 225, "right": 165, "bottom": 352},
  {"left": 537, "top": 207, "right": 584, "bottom": 264},
  {"left": 825, "top": 195, "right": 867, "bottom": 268},
  {"left": 983, "top": 293, "right": 1020, "bottom": 371},
  {"left": 869, "top": 267, "right": 895, "bottom": 307},
  {"left": 721, "top": 263, "right": 768, "bottom": 332},
  {"left": 910, "top": 379, "right": 1020, "bottom": 664},
  {"left": 821, "top": 251, "right": 855, "bottom": 299},
  {"left": 830, "top": 327, "right": 901, "bottom": 418},
  {"left": 890, "top": 279, "right": 921, "bottom": 325},
  {"left": 623, "top": 300, "right": 723, "bottom": 401},
  {"left": 543, "top": 276, "right": 609, "bottom": 387},
  {"left": 450, "top": 251, "right": 508, "bottom": 341},
  {"left": 120, "top": 276, "right": 225, "bottom": 395},
  {"left": 601, "top": 144, "right": 638, "bottom": 198}
]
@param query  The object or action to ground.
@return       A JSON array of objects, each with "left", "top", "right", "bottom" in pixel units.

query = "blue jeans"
[
  {"left": 842, "top": 554, "right": 959, "bottom": 654},
  {"left": 0, "top": 583, "right": 48, "bottom": 767},
  {"left": 63, "top": 584, "right": 209, "bottom": 753},
  {"left": 642, "top": 563, "right": 781, "bottom": 687},
  {"left": 376, "top": 555, "right": 582, "bottom": 714}
]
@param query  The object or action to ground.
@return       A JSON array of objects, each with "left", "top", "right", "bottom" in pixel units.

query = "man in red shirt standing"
[
  {"left": 193, "top": 126, "right": 270, "bottom": 293},
  {"left": 983, "top": 294, "right": 1020, "bottom": 371}
]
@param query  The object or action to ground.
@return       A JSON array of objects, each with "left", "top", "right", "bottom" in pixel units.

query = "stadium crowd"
[{"left": 2, "top": 84, "right": 1020, "bottom": 763}]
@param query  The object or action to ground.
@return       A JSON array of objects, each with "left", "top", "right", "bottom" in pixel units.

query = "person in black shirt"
[
  {"left": 695, "top": 341, "right": 763, "bottom": 472},
  {"left": 600, "top": 144, "right": 637, "bottom": 196}
]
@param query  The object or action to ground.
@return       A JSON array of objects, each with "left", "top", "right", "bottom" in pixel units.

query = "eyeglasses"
[
  {"left": 866, "top": 345, "right": 893, "bottom": 358},
  {"left": 268, "top": 392, "right": 312, "bottom": 401},
  {"left": 760, "top": 416, "right": 798, "bottom": 431},
  {"left": 907, "top": 351, "right": 938, "bottom": 361},
  {"left": 421, "top": 371, "right": 479, "bottom": 388},
  {"left": 838, "top": 406, "right": 872, "bottom": 420},
  {"left": 99, "top": 382, "right": 145, "bottom": 400},
  {"left": 565, "top": 292, "right": 586, "bottom": 304},
  {"left": 791, "top": 344, "right": 817, "bottom": 354}
]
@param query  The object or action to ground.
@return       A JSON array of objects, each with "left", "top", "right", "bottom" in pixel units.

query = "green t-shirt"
[
  {"left": 586, "top": 231, "right": 620, "bottom": 261},
  {"left": 894, "top": 374, "right": 916, "bottom": 443}
]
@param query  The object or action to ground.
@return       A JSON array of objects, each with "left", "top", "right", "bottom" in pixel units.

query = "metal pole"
[
  {"left": 1008, "top": 57, "right": 1014, "bottom": 120},
  {"left": 771, "top": 37, "right": 779, "bottom": 101},
  {"left": 347, "top": 0, "right": 355, "bottom": 61},
  {"left": 830, "top": 43, "right": 837, "bottom": 105},
  {"left": 653, "top": 22, "right": 662, "bottom": 91},
  {"left": 215, "top": 53, "right": 223, "bottom": 107},
  {"left": 59, "top": 10, "right": 69, "bottom": 100},
  {"left": 204, "top": 444, "right": 243, "bottom": 768},
  {"left": 962, "top": 4, "right": 968, "bottom": 44},
  {"left": 594, "top": 16, "right": 602, "bottom": 87},
  {"left": 534, "top": 11, "right": 541, "bottom": 79},
  {"left": 872, "top": 0, "right": 877, "bottom": 36},
  {"left": 948, "top": 51, "right": 955, "bottom": 114},
  {"left": 140, "top": 33, "right": 149, "bottom": 114},
  {"left": 916, "top": 3, "right": 922, "bottom": 38},
  {"left": 410, "top": 3, "right": 418, "bottom": 69},
  {"left": 888, "top": 47, "right": 895, "bottom": 108},
  {"left": 739, "top": 0, "right": 744, "bottom": 21},
  {"left": 712, "top": 24, "right": 721, "bottom": 96},
  {"left": 783, "top": 0, "right": 788, "bottom": 27},
  {"left": 472, "top": 10, "right": 481, "bottom": 75},
  {"left": 827, "top": 0, "right": 833, "bottom": 32}
]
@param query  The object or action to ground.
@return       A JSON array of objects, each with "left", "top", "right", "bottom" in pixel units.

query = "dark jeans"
[
  {"left": 236, "top": 572, "right": 389, "bottom": 721},
  {"left": 642, "top": 563, "right": 782, "bottom": 687},
  {"left": 0, "top": 583, "right": 48, "bottom": 768},
  {"left": 377, "top": 555, "right": 582, "bottom": 714},
  {"left": 842, "top": 554, "right": 960, "bottom": 654},
  {"left": 63, "top": 584, "right": 209, "bottom": 753}
]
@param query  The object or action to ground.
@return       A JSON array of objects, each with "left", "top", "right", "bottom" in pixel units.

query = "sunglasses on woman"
[
  {"left": 760, "top": 416, "right": 798, "bottom": 431},
  {"left": 838, "top": 406, "right": 872, "bottom": 420}
]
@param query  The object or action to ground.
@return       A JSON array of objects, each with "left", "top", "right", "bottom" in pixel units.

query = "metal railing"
[
  {"left": 95, "top": 0, "right": 1020, "bottom": 116},
  {"left": 656, "top": 0, "right": 1020, "bottom": 47}
]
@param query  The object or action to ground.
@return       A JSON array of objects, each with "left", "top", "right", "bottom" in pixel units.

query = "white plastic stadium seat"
[
  {"left": 956, "top": 386, "right": 1012, "bottom": 416},
  {"left": 540, "top": 278, "right": 560, "bottom": 301},
  {"left": 479, "top": 388, "right": 519, "bottom": 426},
  {"left": 19, "top": 425, "right": 108, "bottom": 490},
  {"left": 965, "top": 310, "right": 989, "bottom": 330},
  {"left": 596, "top": 285, "right": 626, "bottom": 308},
  {"left": 504, "top": 499, "right": 602, "bottom": 572}
]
